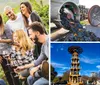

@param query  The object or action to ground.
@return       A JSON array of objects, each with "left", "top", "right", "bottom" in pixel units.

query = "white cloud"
[
  {"left": 57, "top": 73, "right": 63, "bottom": 77},
  {"left": 51, "top": 62, "right": 69, "bottom": 69},
  {"left": 51, "top": 62, "right": 65, "bottom": 68},
  {"left": 96, "top": 65, "right": 100, "bottom": 69},
  {"left": 62, "top": 67, "right": 69, "bottom": 70},
  {"left": 51, "top": 62, "right": 70, "bottom": 76},
  {"left": 80, "top": 55, "right": 100, "bottom": 64}
]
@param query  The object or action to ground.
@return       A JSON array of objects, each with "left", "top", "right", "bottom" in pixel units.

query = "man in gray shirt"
[{"left": 16, "top": 21, "right": 49, "bottom": 85}]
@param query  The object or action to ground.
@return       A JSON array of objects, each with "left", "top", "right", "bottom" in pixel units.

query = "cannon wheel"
[{"left": 88, "top": 5, "right": 100, "bottom": 27}]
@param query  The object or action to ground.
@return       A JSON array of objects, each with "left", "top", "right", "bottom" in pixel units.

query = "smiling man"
[
  {"left": 16, "top": 21, "right": 49, "bottom": 85},
  {"left": 4, "top": 6, "right": 26, "bottom": 32}
]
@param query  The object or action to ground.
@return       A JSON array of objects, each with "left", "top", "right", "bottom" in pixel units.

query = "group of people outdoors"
[{"left": 0, "top": 1, "right": 49, "bottom": 85}]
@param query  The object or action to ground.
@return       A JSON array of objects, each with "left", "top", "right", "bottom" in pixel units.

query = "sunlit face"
[
  {"left": 5, "top": 9, "right": 15, "bottom": 20},
  {"left": 28, "top": 29, "right": 36, "bottom": 42},
  {"left": 28, "top": 29, "right": 44, "bottom": 43},
  {"left": 13, "top": 33, "right": 18, "bottom": 43},
  {"left": 20, "top": 4, "right": 29, "bottom": 15}
]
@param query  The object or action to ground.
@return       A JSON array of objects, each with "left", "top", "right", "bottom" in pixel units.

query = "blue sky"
[{"left": 51, "top": 43, "right": 100, "bottom": 77}]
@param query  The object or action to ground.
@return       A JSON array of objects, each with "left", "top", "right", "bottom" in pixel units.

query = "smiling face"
[
  {"left": 28, "top": 29, "right": 44, "bottom": 43},
  {"left": 20, "top": 4, "right": 29, "bottom": 15},
  {"left": 13, "top": 33, "right": 18, "bottom": 43},
  {"left": 5, "top": 9, "right": 16, "bottom": 20},
  {"left": 13, "top": 33, "right": 20, "bottom": 46}
]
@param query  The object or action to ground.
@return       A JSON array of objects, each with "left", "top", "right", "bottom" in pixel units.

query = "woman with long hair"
[
  {"left": 20, "top": 1, "right": 47, "bottom": 34},
  {"left": 0, "top": 14, "right": 12, "bottom": 66},
  {"left": 0, "top": 14, "right": 12, "bottom": 53},
  {"left": 0, "top": 14, "right": 14, "bottom": 85},
  {"left": 20, "top": 1, "right": 42, "bottom": 28},
  {"left": 11, "top": 29, "right": 34, "bottom": 78}
]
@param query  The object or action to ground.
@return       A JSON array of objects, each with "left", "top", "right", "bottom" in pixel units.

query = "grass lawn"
[{"left": 80, "top": 19, "right": 90, "bottom": 25}]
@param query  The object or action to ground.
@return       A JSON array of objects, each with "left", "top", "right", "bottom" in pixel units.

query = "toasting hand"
[{"left": 15, "top": 66, "right": 25, "bottom": 72}]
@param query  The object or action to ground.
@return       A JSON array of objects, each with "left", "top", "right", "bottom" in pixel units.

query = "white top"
[
  {"left": 6, "top": 13, "right": 26, "bottom": 32},
  {"left": 28, "top": 15, "right": 32, "bottom": 25}
]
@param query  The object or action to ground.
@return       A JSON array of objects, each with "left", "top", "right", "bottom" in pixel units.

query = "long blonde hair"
[
  {"left": 13, "top": 29, "right": 34, "bottom": 55},
  {"left": 0, "top": 14, "right": 4, "bottom": 36}
]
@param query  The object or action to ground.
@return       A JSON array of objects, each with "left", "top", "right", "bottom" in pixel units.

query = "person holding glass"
[{"left": 0, "top": 14, "right": 14, "bottom": 85}]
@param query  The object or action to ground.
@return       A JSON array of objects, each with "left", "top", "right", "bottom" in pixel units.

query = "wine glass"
[
  {"left": 10, "top": 57, "right": 19, "bottom": 78},
  {"left": 3, "top": 50, "right": 10, "bottom": 66}
]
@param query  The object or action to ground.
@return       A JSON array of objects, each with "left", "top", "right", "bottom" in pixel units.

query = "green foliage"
[
  {"left": 40, "top": 5, "right": 49, "bottom": 32},
  {"left": 53, "top": 77, "right": 59, "bottom": 83},
  {"left": 52, "top": 70, "right": 69, "bottom": 83},
  {"left": 0, "top": 66, "right": 4, "bottom": 78},
  {"left": 61, "top": 70, "right": 70, "bottom": 81},
  {"left": 80, "top": 20, "right": 89, "bottom": 25},
  {"left": 0, "top": 65, "right": 8, "bottom": 85},
  {"left": 51, "top": 65, "right": 58, "bottom": 81},
  {"left": 29, "top": 0, "right": 49, "bottom": 33},
  {"left": 2, "top": 13, "right": 8, "bottom": 23}
]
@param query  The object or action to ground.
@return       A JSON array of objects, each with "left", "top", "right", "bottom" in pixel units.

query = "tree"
[
  {"left": 61, "top": 70, "right": 70, "bottom": 81},
  {"left": 81, "top": 75, "right": 89, "bottom": 84},
  {"left": 53, "top": 77, "right": 59, "bottom": 83},
  {"left": 89, "top": 76, "right": 98, "bottom": 82},
  {"left": 29, "top": 0, "right": 49, "bottom": 32},
  {"left": 51, "top": 65, "right": 58, "bottom": 81}
]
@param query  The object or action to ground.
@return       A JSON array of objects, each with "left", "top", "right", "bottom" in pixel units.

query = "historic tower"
[{"left": 68, "top": 46, "right": 83, "bottom": 85}]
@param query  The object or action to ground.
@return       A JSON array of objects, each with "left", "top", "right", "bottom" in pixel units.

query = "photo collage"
[{"left": 0, "top": 0, "right": 100, "bottom": 85}]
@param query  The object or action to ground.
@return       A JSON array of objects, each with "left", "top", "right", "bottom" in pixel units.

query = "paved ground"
[{"left": 85, "top": 25, "right": 100, "bottom": 38}]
